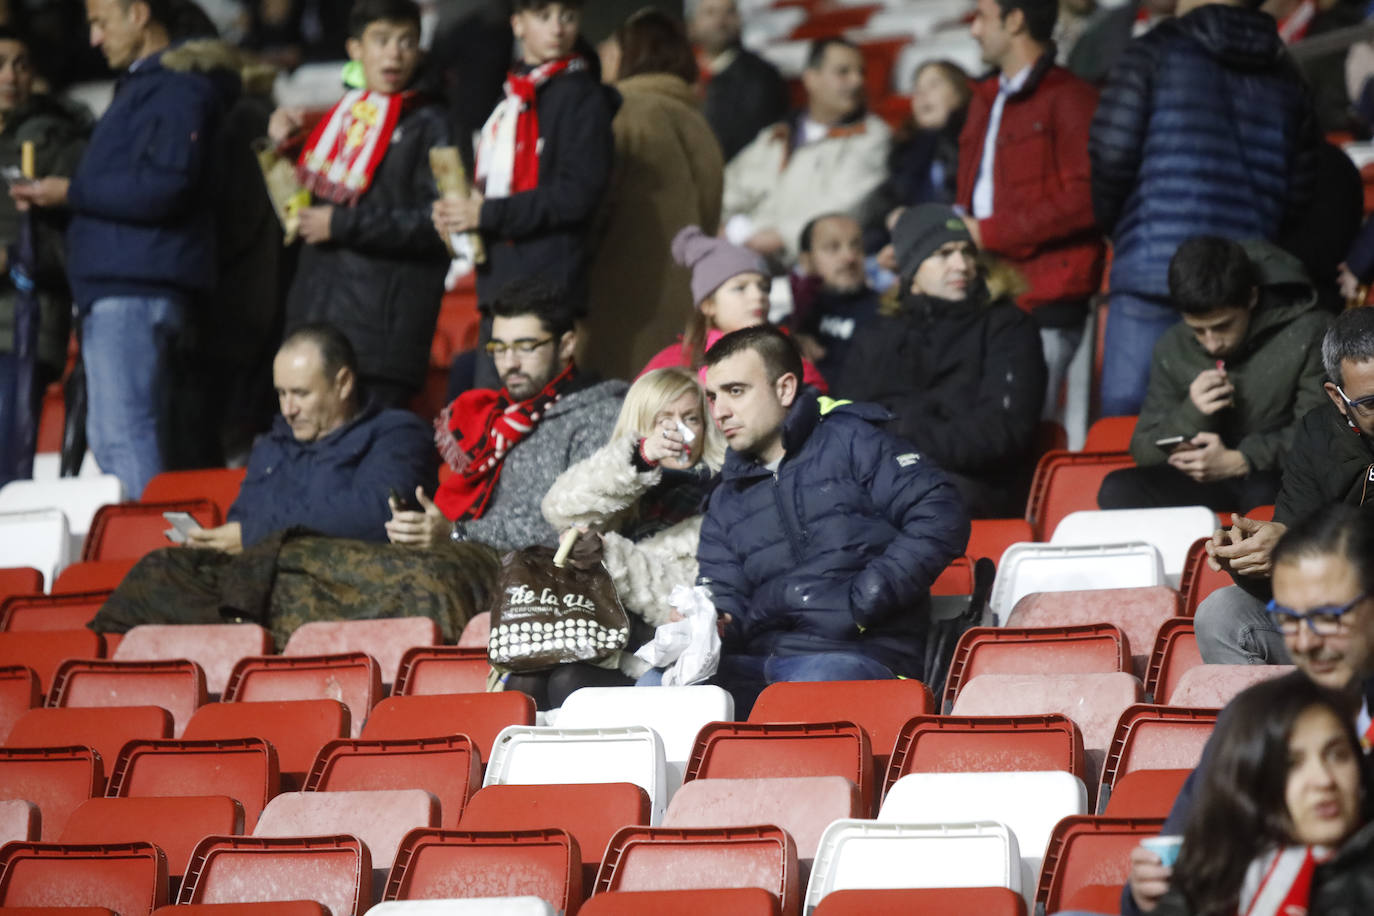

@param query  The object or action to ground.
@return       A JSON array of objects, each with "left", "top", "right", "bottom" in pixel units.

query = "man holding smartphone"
[{"left": 1098, "top": 236, "right": 1327, "bottom": 512}]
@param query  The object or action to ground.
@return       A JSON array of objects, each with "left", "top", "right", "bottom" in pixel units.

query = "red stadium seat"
[
  {"left": 581, "top": 888, "right": 781, "bottom": 915},
  {"left": 305, "top": 734, "right": 481, "bottom": 827},
  {"left": 943, "top": 623, "right": 1130, "bottom": 707},
  {"left": 0, "top": 590, "right": 111, "bottom": 632},
  {"left": 931, "top": 556, "right": 974, "bottom": 595},
  {"left": 1179, "top": 537, "right": 1233, "bottom": 616},
  {"left": 0, "top": 798, "right": 39, "bottom": 846},
  {"left": 382, "top": 828, "right": 580, "bottom": 914},
  {"left": 0, "top": 628, "right": 104, "bottom": 694},
  {"left": 882, "top": 713, "right": 1084, "bottom": 797},
  {"left": 1083, "top": 416, "right": 1138, "bottom": 451},
  {"left": 0, "top": 841, "right": 168, "bottom": 914},
  {"left": 392, "top": 646, "right": 491, "bottom": 696},
  {"left": 183, "top": 699, "right": 348, "bottom": 791},
  {"left": 115, "top": 623, "right": 272, "bottom": 697},
  {"left": 0, "top": 745, "right": 102, "bottom": 839},
  {"left": 813, "top": 887, "right": 1026, "bottom": 915},
  {"left": 1037, "top": 815, "right": 1164, "bottom": 913},
  {"left": 456, "top": 611, "right": 490, "bottom": 648},
  {"left": 967, "top": 518, "right": 1034, "bottom": 566},
  {"left": 1143, "top": 617, "right": 1201, "bottom": 703},
  {"left": 153, "top": 904, "right": 327, "bottom": 915},
  {"left": 108, "top": 737, "right": 279, "bottom": 832},
  {"left": 282, "top": 618, "right": 441, "bottom": 688},
  {"left": 52, "top": 559, "right": 138, "bottom": 594},
  {"left": 141, "top": 468, "right": 246, "bottom": 519},
  {"left": 1169, "top": 663, "right": 1295, "bottom": 708},
  {"left": 1101, "top": 768, "right": 1191, "bottom": 817},
  {"left": 49, "top": 658, "right": 208, "bottom": 738},
  {"left": 82, "top": 499, "right": 221, "bottom": 563},
  {"left": 1005, "top": 586, "right": 1181, "bottom": 679},
  {"left": 360, "top": 692, "right": 536, "bottom": 764},
  {"left": 177, "top": 834, "right": 369, "bottom": 915},
  {"left": 60, "top": 795, "right": 245, "bottom": 882},
  {"left": 1098, "top": 704, "right": 1217, "bottom": 811},
  {"left": 1025, "top": 450, "right": 1135, "bottom": 540},
  {"left": 0, "top": 567, "right": 42, "bottom": 603},
  {"left": 5, "top": 706, "right": 173, "bottom": 778},
  {"left": 223, "top": 653, "right": 381, "bottom": 739},
  {"left": 0, "top": 665, "right": 39, "bottom": 742}
]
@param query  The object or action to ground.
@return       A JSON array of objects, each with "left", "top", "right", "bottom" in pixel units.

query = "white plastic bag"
[{"left": 634, "top": 584, "right": 721, "bottom": 686}]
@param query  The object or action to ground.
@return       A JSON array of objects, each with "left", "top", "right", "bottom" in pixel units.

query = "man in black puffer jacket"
[
  {"left": 697, "top": 325, "right": 970, "bottom": 715},
  {"left": 836, "top": 203, "right": 1047, "bottom": 517}
]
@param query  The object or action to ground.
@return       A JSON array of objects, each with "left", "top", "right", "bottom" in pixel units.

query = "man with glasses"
[{"left": 386, "top": 278, "right": 625, "bottom": 552}]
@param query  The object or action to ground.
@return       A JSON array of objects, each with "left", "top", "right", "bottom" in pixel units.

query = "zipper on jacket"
[{"left": 772, "top": 469, "right": 804, "bottom": 564}]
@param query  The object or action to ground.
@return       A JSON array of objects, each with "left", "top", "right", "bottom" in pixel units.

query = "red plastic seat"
[
  {"left": 50, "top": 659, "right": 208, "bottom": 738},
  {"left": 52, "top": 559, "right": 139, "bottom": 594},
  {"left": 1005, "top": 586, "right": 1182, "bottom": 679},
  {"left": 967, "top": 518, "right": 1034, "bottom": 567},
  {"left": 0, "top": 628, "right": 104, "bottom": 694},
  {"left": 790, "top": 4, "right": 879, "bottom": 38},
  {"left": 943, "top": 624, "right": 1130, "bottom": 707},
  {"left": 115, "top": 624, "right": 273, "bottom": 697},
  {"left": 82, "top": 499, "right": 222, "bottom": 563},
  {"left": 0, "top": 590, "right": 111, "bottom": 633},
  {"left": 1101, "top": 768, "right": 1191, "bottom": 817},
  {"left": 5, "top": 706, "right": 173, "bottom": 778},
  {"left": 178, "top": 834, "right": 369, "bottom": 916},
  {"left": 1098, "top": 704, "right": 1217, "bottom": 810},
  {"left": 392, "top": 646, "right": 491, "bottom": 696},
  {"left": 685, "top": 721, "right": 874, "bottom": 818},
  {"left": 882, "top": 713, "right": 1085, "bottom": 797},
  {"left": 813, "top": 887, "right": 1027, "bottom": 915},
  {"left": 183, "top": 699, "right": 348, "bottom": 791},
  {"left": 1037, "top": 815, "right": 1165, "bottom": 913},
  {"left": 1143, "top": 617, "right": 1201, "bottom": 702},
  {"left": 60, "top": 796, "right": 245, "bottom": 881},
  {"left": 931, "top": 556, "right": 973, "bottom": 596},
  {"left": 0, "top": 567, "right": 42, "bottom": 602},
  {"left": 305, "top": 734, "right": 481, "bottom": 827},
  {"left": 0, "top": 745, "right": 102, "bottom": 839},
  {"left": 382, "top": 827, "right": 580, "bottom": 914},
  {"left": 1168, "top": 663, "right": 1295, "bottom": 708},
  {"left": 153, "top": 904, "right": 327, "bottom": 915},
  {"left": 1025, "top": 450, "right": 1135, "bottom": 540},
  {"left": 461, "top": 782, "right": 651, "bottom": 888},
  {"left": 456, "top": 611, "right": 489, "bottom": 648},
  {"left": 748, "top": 680, "right": 933, "bottom": 777},
  {"left": 0, "top": 665, "right": 39, "bottom": 743},
  {"left": 283, "top": 618, "right": 441, "bottom": 687},
  {"left": 595, "top": 825, "right": 799, "bottom": 916},
  {"left": 141, "top": 468, "right": 246, "bottom": 519},
  {"left": 0, "top": 841, "right": 168, "bottom": 914},
  {"left": 1083, "top": 416, "right": 1138, "bottom": 451},
  {"left": 0, "top": 798, "right": 39, "bottom": 846},
  {"left": 108, "top": 738, "right": 279, "bottom": 832},
  {"left": 581, "top": 888, "right": 781, "bottom": 915},
  {"left": 1180, "top": 537, "right": 1234, "bottom": 615},
  {"left": 224, "top": 653, "right": 381, "bottom": 739},
  {"left": 360, "top": 691, "right": 536, "bottom": 764}
]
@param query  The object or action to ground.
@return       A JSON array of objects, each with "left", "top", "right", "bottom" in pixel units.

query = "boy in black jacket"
[{"left": 270, "top": 0, "right": 452, "bottom": 408}]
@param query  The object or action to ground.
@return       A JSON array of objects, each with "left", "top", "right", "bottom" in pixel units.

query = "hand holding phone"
[
  {"left": 1154, "top": 434, "right": 1198, "bottom": 451},
  {"left": 163, "top": 511, "right": 204, "bottom": 544},
  {"left": 388, "top": 486, "right": 419, "bottom": 513}
]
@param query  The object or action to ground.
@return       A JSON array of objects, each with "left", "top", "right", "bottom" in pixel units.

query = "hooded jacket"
[
  {"left": 1090, "top": 4, "right": 1318, "bottom": 300},
  {"left": 65, "top": 41, "right": 240, "bottom": 309},
  {"left": 696, "top": 388, "right": 969, "bottom": 676},
  {"left": 1130, "top": 240, "right": 1329, "bottom": 471}
]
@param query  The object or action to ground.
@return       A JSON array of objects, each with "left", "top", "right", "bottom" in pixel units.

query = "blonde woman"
[{"left": 506, "top": 367, "right": 724, "bottom": 708}]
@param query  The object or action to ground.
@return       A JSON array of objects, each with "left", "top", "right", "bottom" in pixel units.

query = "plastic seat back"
[
  {"left": 0, "top": 665, "right": 39, "bottom": 742},
  {"left": 283, "top": 618, "right": 440, "bottom": 688},
  {"left": 1144, "top": 618, "right": 1201, "bottom": 702},
  {"left": 366, "top": 901, "right": 554, "bottom": 916},
  {"left": 0, "top": 745, "right": 102, "bottom": 839},
  {"left": 108, "top": 737, "right": 278, "bottom": 832},
  {"left": 0, "top": 628, "right": 104, "bottom": 695},
  {"left": 1037, "top": 815, "right": 1165, "bottom": 913},
  {"left": 685, "top": 721, "right": 875, "bottom": 817},
  {"left": 183, "top": 699, "right": 349, "bottom": 790},
  {"left": 1102, "top": 769, "right": 1191, "bottom": 817},
  {"left": 362, "top": 692, "right": 535, "bottom": 764},
  {"left": 1005, "top": 586, "right": 1181, "bottom": 680},
  {"left": 1168, "top": 663, "right": 1296, "bottom": 708},
  {"left": 944, "top": 624, "right": 1129, "bottom": 707},
  {"left": 60, "top": 795, "right": 244, "bottom": 881},
  {"left": 1180, "top": 537, "right": 1239, "bottom": 615},
  {"left": 883, "top": 714, "right": 1084, "bottom": 797},
  {"left": 581, "top": 889, "right": 778, "bottom": 915},
  {"left": 457, "top": 612, "right": 489, "bottom": 648},
  {"left": 813, "top": 887, "right": 1026, "bottom": 915},
  {"left": 967, "top": 519, "right": 1035, "bottom": 569},
  {"left": 0, "top": 840, "right": 167, "bottom": 914},
  {"left": 1098, "top": 704, "right": 1217, "bottom": 810},
  {"left": 141, "top": 468, "right": 246, "bottom": 518},
  {"left": 1083, "top": 417, "right": 1138, "bottom": 451},
  {"left": 392, "top": 646, "right": 490, "bottom": 696},
  {"left": 1024, "top": 450, "right": 1135, "bottom": 540},
  {"left": 749, "top": 681, "right": 933, "bottom": 777},
  {"left": 0, "top": 798, "right": 39, "bottom": 846},
  {"left": 991, "top": 544, "right": 1166, "bottom": 623},
  {"left": 225, "top": 653, "right": 381, "bottom": 739},
  {"left": 460, "top": 782, "right": 650, "bottom": 889},
  {"left": 1050, "top": 507, "right": 1216, "bottom": 584},
  {"left": 50, "top": 658, "right": 208, "bottom": 737},
  {"left": 595, "top": 824, "right": 798, "bottom": 916},
  {"left": 383, "top": 828, "right": 579, "bottom": 914},
  {"left": 0, "top": 591, "right": 111, "bottom": 633},
  {"left": 306, "top": 735, "right": 481, "bottom": 827},
  {"left": 0, "top": 508, "right": 70, "bottom": 589},
  {"left": 5, "top": 706, "right": 173, "bottom": 776},
  {"left": 0, "top": 475, "right": 124, "bottom": 558},
  {"left": 0, "top": 567, "right": 42, "bottom": 602},
  {"left": 931, "top": 556, "right": 974, "bottom": 596},
  {"left": 154, "top": 904, "right": 327, "bottom": 915},
  {"left": 82, "top": 499, "right": 221, "bottom": 562},
  {"left": 116, "top": 623, "right": 273, "bottom": 697},
  {"left": 178, "top": 834, "right": 369, "bottom": 915},
  {"left": 52, "top": 559, "right": 138, "bottom": 594}
]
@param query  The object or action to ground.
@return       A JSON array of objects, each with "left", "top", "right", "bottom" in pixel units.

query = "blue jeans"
[
  {"left": 1099, "top": 292, "right": 1178, "bottom": 418},
  {"left": 711, "top": 651, "right": 894, "bottom": 718},
  {"left": 82, "top": 295, "right": 185, "bottom": 499}
]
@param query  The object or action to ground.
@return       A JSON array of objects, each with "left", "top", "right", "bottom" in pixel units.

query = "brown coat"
[{"left": 582, "top": 73, "right": 724, "bottom": 381}]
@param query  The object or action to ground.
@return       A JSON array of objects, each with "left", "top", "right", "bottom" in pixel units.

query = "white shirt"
[{"left": 971, "top": 64, "right": 1032, "bottom": 220}]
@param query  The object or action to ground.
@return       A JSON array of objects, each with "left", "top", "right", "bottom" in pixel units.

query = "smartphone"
[
  {"left": 1154, "top": 435, "right": 1187, "bottom": 448},
  {"left": 1, "top": 166, "right": 31, "bottom": 189},
  {"left": 162, "top": 511, "right": 203, "bottom": 544},
  {"left": 388, "top": 486, "right": 419, "bottom": 512}
]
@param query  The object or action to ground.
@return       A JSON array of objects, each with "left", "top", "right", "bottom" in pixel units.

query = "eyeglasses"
[
  {"left": 485, "top": 337, "right": 554, "bottom": 358},
  {"left": 1266, "top": 593, "right": 1368, "bottom": 636},
  {"left": 1334, "top": 385, "right": 1374, "bottom": 420}
]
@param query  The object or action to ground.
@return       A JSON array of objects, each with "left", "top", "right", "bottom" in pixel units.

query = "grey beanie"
[
  {"left": 672, "top": 225, "right": 769, "bottom": 307},
  {"left": 893, "top": 203, "right": 975, "bottom": 280}
]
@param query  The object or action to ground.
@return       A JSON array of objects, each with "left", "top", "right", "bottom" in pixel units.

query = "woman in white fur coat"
[{"left": 506, "top": 368, "right": 725, "bottom": 709}]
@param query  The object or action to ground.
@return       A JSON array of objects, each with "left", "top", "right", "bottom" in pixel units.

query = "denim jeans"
[
  {"left": 1195, "top": 585, "right": 1292, "bottom": 665},
  {"left": 711, "top": 651, "right": 895, "bottom": 718},
  {"left": 82, "top": 295, "right": 185, "bottom": 499},
  {"left": 1099, "top": 292, "right": 1178, "bottom": 418}
]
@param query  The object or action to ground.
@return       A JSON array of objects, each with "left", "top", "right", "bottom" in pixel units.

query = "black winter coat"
[
  {"left": 834, "top": 289, "right": 1046, "bottom": 517},
  {"left": 476, "top": 69, "right": 617, "bottom": 313},
  {"left": 696, "top": 388, "right": 970, "bottom": 676},
  {"left": 285, "top": 100, "right": 452, "bottom": 389},
  {"left": 1276, "top": 400, "right": 1374, "bottom": 526},
  {"left": 1090, "top": 4, "right": 1318, "bottom": 300},
  {"left": 703, "top": 47, "right": 789, "bottom": 163}
]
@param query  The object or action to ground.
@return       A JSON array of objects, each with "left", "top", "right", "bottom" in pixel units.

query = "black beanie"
[{"left": 893, "top": 203, "right": 974, "bottom": 280}]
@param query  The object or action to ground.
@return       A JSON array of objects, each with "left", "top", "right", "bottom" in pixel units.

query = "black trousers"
[{"left": 1097, "top": 464, "right": 1281, "bottom": 513}]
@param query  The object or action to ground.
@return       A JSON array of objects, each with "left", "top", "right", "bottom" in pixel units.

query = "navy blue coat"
[
  {"left": 1090, "top": 5, "right": 1318, "bottom": 300},
  {"left": 227, "top": 402, "right": 438, "bottom": 548},
  {"left": 66, "top": 45, "right": 238, "bottom": 310},
  {"left": 696, "top": 389, "right": 970, "bottom": 676}
]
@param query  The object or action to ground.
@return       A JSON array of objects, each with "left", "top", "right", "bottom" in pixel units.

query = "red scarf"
[
  {"left": 475, "top": 56, "right": 584, "bottom": 197},
  {"left": 297, "top": 89, "right": 414, "bottom": 205},
  {"left": 433, "top": 364, "right": 577, "bottom": 521},
  {"left": 1237, "top": 845, "right": 1332, "bottom": 916}
]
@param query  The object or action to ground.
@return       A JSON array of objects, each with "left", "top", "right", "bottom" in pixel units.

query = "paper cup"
[{"left": 1141, "top": 835, "right": 1183, "bottom": 868}]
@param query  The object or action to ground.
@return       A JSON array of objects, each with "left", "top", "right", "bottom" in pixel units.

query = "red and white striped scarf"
[
  {"left": 475, "top": 56, "right": 585, "bottom": 198},
  {"left": 1237, "top": 845, "right": 1332, "bottom": 916},
  {"left": 297, "top": 89, "right": 412, "bottom": 205}
]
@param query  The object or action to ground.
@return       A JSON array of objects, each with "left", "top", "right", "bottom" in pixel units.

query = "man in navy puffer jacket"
[
  {"left": 697, "top": 325, "right": 970, "bottom": 715},
  {"left": 1089, "top": 0, "right": 1318, "bottom": 419}
]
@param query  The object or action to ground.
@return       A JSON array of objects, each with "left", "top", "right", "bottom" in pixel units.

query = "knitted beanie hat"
[
  {"left": 892, "top": 203, "right": 974, "bottom": 280},
  {"left": 672, "top": 225, "right": 769, "bottom": 307}
]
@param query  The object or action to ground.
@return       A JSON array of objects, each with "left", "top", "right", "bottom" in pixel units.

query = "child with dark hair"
[{"left": 269, "top": 0, "right": 452, "bottom": 409}]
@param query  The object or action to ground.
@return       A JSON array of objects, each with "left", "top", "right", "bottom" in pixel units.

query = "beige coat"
[{"left": 582, "top": 73, "right": 724, "bottom": 381}]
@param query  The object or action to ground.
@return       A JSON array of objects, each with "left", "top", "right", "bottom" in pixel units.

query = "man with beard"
[
  {"left": 836, "top": 203, "right": 1046, "bottom": 517},
  {"left": 792, "top": 213, "right": 882, "bottom": 382}
]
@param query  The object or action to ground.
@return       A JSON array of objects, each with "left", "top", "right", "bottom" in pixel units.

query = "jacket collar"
[
  {"left": 1006, "top": 46, "right": 1058, "bottom": 102},
  {"left": 719, "top": 387, "right": 892, "bottom": 481},
  {"left": 270, "top": 396, "right": 381, "bottom": 447}
]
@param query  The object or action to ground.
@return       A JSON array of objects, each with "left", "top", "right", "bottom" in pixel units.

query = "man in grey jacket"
[{"left": 386, "top": 279, "right": 626, "bottom": 552}]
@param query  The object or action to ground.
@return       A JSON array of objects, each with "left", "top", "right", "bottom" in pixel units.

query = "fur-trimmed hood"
[{"left": 161, "top": 39, "right": 276, "bottom": 98}]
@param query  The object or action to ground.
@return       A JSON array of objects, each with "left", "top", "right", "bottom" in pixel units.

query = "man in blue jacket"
[
  {"left": 697, "top": 325, "right": 970, "bottom": 715},
  {"left": 187, "top": 323, "right": 437, "bottom": 553},
  {"left": 13, "top": 0, "right": 237, "bottom": 498}
]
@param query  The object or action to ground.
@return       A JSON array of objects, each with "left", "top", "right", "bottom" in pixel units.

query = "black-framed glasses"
[
  {"left": 1266, "top": 593, "right": 1368, "bottom": 636},
  {"left": 1335, "top": 385, "right": 1374, "bottom": 420},
  {"left": 485, "top": 337, "right": 554, "bottom": 358}
]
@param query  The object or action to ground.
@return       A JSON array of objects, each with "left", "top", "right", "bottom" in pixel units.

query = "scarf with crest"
[
  {"left": 475, "top": 56, "right": 585, "bottom": 198},
  {"left": 1236, "top": 845, "right": 1333, "bottom": 916},
  {"left": 297, "top": 89, "right": 414, "bottom": 205}
]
